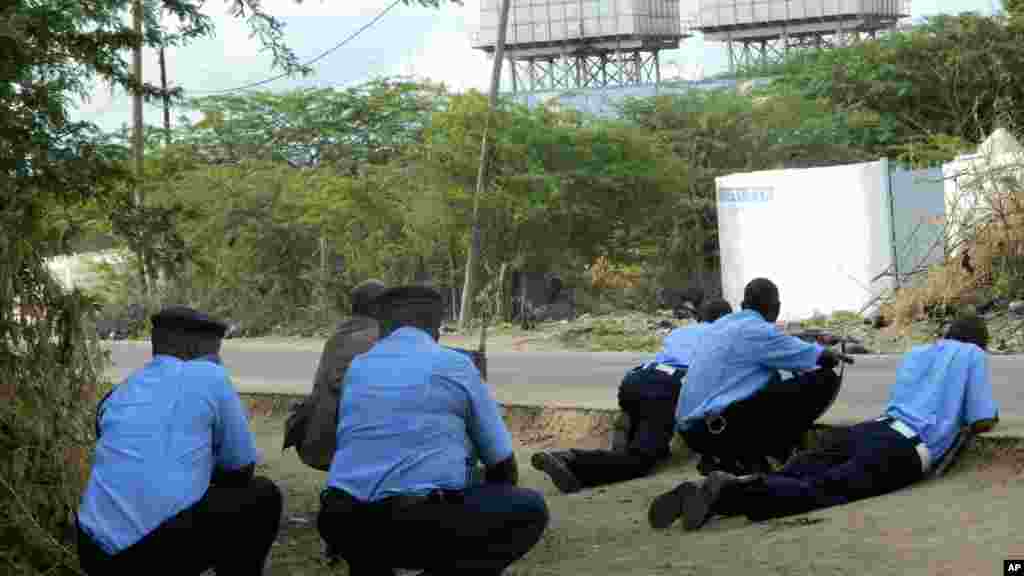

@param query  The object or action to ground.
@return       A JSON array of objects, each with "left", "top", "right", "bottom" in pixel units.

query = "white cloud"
[{"left": 393, "top": 1, "right": 491, "bottom": 91}]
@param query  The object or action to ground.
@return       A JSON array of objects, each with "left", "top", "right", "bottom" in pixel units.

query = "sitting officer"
[
  {"left": 531, "top": 299, "right": 733, "bottom": 494},
  {"left": 77, "top": 306, "right": 282, "bottom": 575},
  {"left": 284, "top": 279, "right": 387, "bottom": 470},
  {"left": 674, "top": 278, "right": 853, "bottom": 478},
  {"left": 651, "top": 315, "right": 999, "bottom": 530},
  {"left": 317, "top": 285, "right": 549, "bottom": 576}
]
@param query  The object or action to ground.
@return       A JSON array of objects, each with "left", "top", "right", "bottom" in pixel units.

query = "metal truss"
[
  {"left": 725, "top": 28, "right": 887, "bottom": 74},
  {"left": 508, "top": 50, "right": 662, "bottom": 93}
]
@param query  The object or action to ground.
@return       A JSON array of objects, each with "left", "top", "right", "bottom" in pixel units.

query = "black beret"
[
  {"left": 374, "top": 285, "right": 443, "bottom": 312},
  {"left": 151, "top": 305, "right": 228, "bottom": 337}
]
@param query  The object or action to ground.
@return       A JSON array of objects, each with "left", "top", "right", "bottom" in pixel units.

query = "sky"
[{"left": 72, "top": 0, "right": 999, "bottom": 133}]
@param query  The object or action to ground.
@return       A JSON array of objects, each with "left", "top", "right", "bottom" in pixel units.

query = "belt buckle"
[{"left": 706, "top": 413, "right": 727, "bottom": 435}]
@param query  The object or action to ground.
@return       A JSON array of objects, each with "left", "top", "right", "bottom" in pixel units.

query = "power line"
[{"left": 189, "top": 0, "right": 405, "bottom": 95}]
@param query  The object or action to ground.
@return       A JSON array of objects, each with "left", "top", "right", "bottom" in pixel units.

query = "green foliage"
[
  {"left": 417, "top": 92, "right": 683, "bottom": 276},
  {"left": 768, "top": 13, "right": 1024, "bottom": 163}
]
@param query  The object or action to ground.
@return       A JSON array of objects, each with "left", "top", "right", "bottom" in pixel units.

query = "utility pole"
[{"left": 458, "top": 0, "right": 512, "bottom": 331}]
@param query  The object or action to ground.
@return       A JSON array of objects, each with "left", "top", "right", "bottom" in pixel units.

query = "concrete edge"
[{"left": 240, "top": 393, "right": 1024, "bottom": 466}]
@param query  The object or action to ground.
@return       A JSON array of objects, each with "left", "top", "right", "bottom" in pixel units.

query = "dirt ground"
[{"left": 248, "top": 402, "right": 1024, "bottom": 576}]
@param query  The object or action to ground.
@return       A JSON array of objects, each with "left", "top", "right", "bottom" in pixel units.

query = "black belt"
[{"left": 321, "top": 487, "right": 464, "bottom": 513}]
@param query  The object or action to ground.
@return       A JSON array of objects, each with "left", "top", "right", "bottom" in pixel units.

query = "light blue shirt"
[
  {"left": 327, "top": 327, "right": 514, "bottom": 501},
  {"left": 885, "top": 340, "right": 998, "bottom": 461},
  {"left": 654, "top": 324, "right": 707, "bottom": 369},
  {"left": 78, "top": 356, "right": 258, "bottom": 554},
  {"left": 676, "top": 309, "right": 824, "bottom": 428}
]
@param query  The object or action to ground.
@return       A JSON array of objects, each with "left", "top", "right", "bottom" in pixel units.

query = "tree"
[
  {"left": 415, "top": 92, "right": 684, "bottom": 317},
  {"left": 1, "top": 2, "right": 462, "bottom": 572},
  {"left": 768, "top": 13, "right": 1024, "bottom": 163}
]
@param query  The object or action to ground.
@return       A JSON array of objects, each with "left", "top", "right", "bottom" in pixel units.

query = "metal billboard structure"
[
  {"left": 471, "top": 0, "right": 691, "bottom": 93},
  {"left": 692, "top": 0, "right": 912, "bottom": 73}
]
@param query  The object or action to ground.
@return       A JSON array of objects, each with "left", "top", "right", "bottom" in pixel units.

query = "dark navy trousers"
[
  {"left": 728, "top": 420, "right": 926, "bottom": 521},
  {"left": 682, "top": 367, "right": 842, "bottom": 470},
  {"left": 318, "top": 483, "right": 549, "bottom": 576},
  {"left": 77, "top": 476, "right": 283, "bottom": 576},
  {"left": 562, "top": 364, "right": 685, "bottom": 488}
]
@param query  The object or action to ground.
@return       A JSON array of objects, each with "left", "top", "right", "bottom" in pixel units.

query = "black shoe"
[
  {"left": 682, "top": 471, "right": 739, "bottom": 531},
  {"left": 648, "top": 482, "right": 698, "bottom": 529},
  {"left": 530, "top": 452, "right": 582, "bottom": 494}
]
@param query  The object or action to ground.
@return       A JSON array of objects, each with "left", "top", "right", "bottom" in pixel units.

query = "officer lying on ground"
[
  {"left": 650, "top": 315, "right": 999, "bottom": 531},
  {"left": 531, "top": 299, "right": 733, "bottom": 494},
  {"left": 284, "top": 279, "right": 387, "bottom": 470},
  {"left": 674, "top": 278, "right": 853, "bottom": 477},
  {"left": 77, "top": 306, "right": 282, "bottom": 575},
  {"left": 317, "top": 285, "right": 549, "bottom": 576}
]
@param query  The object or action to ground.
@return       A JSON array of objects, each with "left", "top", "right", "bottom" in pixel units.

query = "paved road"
[{"left": 106, "top": 341, "right": 1024, "bottom": 424}]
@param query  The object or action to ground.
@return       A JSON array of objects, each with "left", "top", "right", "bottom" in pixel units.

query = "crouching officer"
[
  {"left": 76, "top": 306, "right": 282, "bottom": 575},
  {"left": 673, "top": 278, "right": 853, "bottom": 478},
  {"left": 317, "top": 285, "right": 549, "bottom": 576},
  {"left": 531, "top": 299, "right": 733, "bottom": 493}
]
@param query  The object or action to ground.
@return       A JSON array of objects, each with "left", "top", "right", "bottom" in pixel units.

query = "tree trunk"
[
  {"left": 449, "top": 242, "right": 459, "bottom": 322},
  {"left": 159, "top": 44, "right": 171, "bottom": 147},
  {"left": 132, "top": 0, "right": 149, "bottom": 298},
  {"left": 496, "top": 261, "right": 508, "bottom": 322}
]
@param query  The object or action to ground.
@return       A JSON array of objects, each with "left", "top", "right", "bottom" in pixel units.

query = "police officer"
[
  {"left": 76, "top": 306, "right": 282, "bottom": 575},
  {"left": 284, "top": 279, "right": 387, "bottom": 470},
  {"left": 674, "top": 278, "right": 853, "bottom": 478},
  {"left": 650, "top": 315, "right": 999, "bottom": 530},
  {"left": 317, "top": 285, "right": 549, "bottom": 576},
  {"left": 531, "top": 299, "right": 733, "bottom": 494}
]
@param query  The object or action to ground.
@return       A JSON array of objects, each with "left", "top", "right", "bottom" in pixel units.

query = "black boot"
[
  {"left": 530, "top": 451, "right": 582, "bottom": 494},
  {"left": 648, "top": 481, "right": 699, "bottom": 529},
  {"left": 682, "top": 471, "right": 760, "bottom": 531}
]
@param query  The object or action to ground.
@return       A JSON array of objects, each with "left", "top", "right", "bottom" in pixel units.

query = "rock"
[
  {"left": 1009, "top": 301, "right": 1024, "bottom": 317},
  {"left": 656, "top": 319, "right": 674, "bottom": 330}
]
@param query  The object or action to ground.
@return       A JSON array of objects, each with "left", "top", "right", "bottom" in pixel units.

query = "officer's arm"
[
  {"left": 456, "top": 358, "right": 517, "bottom": 485},
  {"left": 749, "top": 324, "right": 825, "bottom": 371},
  {"left": 965, "top": 348, "right": 999, "bottom": 435},
  {"left": 211, "top": 372, "right": 259, "bottom": 487}
]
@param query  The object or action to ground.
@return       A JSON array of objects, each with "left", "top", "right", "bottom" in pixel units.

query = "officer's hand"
[{"left": 819, "top": 348, "right": 854, "bottom": 369}]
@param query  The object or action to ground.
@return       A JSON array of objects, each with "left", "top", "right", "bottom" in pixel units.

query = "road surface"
[{"left": 105, "top": 340, "right": 1024, "bottom": 425}]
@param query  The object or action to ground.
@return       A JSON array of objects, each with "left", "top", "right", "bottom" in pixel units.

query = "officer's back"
[{"left": 327, "top": 324, "right": 505, "bottom": 497}]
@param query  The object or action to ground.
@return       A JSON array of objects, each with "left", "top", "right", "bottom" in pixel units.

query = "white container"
[{"left": 716, "top": 159, "right": 945, "bottom": 322}]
